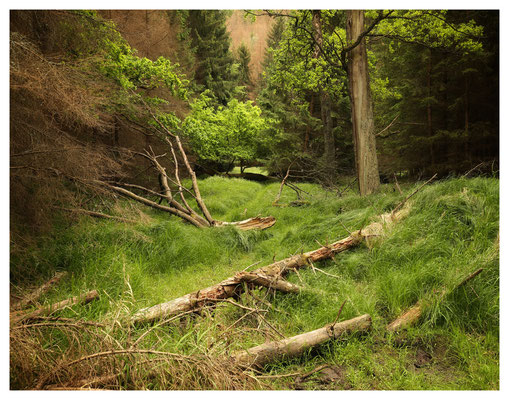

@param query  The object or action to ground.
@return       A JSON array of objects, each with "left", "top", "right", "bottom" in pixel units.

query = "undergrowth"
[{"left": 9, "top": 176, "right": 499, "bottom": 390}]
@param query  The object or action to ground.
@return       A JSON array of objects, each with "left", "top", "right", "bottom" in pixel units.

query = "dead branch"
[
  {"left": 11, "top": 271, "right": 68, "bottom": 311},
  {"left": 233, "top": 314, "right": 372, "bottom": 367},
  {"left": 375, "top": 114, "right": 400, "bottom": 137},
  {"left": 11, "top": 290, "right": 99, "bottom": 325},
  {"left": 56, "top": 207, "right": 136, "bottom": 223},
  {"left": 392, "top": 173, "right": 437, "bottom": 214},
  {"left": 386, "top": 268, "right": 484, "bottom": 332},
  {"left": 235, "top": 271, "right": 301, "bottom": 293},
  {"left": 273, "top": 164, "right": 292, "bottom": 205}
]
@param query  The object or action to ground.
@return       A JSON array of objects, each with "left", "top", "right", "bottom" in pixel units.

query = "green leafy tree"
[{"left": 183, "top": 92, "right": 272, "bottom": 172}]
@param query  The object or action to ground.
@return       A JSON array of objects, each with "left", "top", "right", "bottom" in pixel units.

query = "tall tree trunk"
[
  {"left": 303, "top": 94, "right": 314, "bottom": 153},
  {"left": 346, "top": 10, "right": 380, "bottom": 196},
  {"left": 311, "top": 10, "right": 336, "bottom": 172},
  {"left": 464, "top": 75, "right": 471, "bottom": 166},
  {"left": 426, "top": 50, "right": 435, "bottom": 167}
]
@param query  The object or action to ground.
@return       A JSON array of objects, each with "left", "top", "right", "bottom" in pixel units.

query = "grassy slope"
[{"left": 10, "top": 176, "right": 499, "bottom": 390}]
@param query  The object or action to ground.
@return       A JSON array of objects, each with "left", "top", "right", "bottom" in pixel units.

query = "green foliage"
[
  {"left": 370, "top": 10, "right": 484, "bottom": 54},
  {"left": 182, "top": 92, "right": 273, "bottom": 167},
  {"left": 98, "top": 37, "right": 189, "bottom": 98}
]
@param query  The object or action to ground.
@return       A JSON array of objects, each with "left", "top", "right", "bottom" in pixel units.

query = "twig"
[
  {"left": 375, "top": 114, "right": 400, "bottom": 137},
  {"left": 332, "top": 300, "right": 347, "bottom": 325},
  {"left": 130, "top": 306, "right": 216, "bottom": 349},
  {"left": 242, "top": 261, "right": 262, "bottom": 272},
  {"left": 56, "top": 207, "right": 136, "bottom": 223},
  {"left": 11, "top": 320, "right": 105, "bottom": 330},
  {"left": 311, "top": 265, "right": 342, "bottom": 279},
  {"left": 392, "top": 173, "right": 437, "bottom": 214}
]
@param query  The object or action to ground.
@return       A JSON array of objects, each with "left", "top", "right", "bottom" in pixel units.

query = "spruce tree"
[
  {"left": 237, "top": 43, "right": 252, "bottom": 88},
  {"left": 186, "top": 10, "right": 236, "bottom": 105}
]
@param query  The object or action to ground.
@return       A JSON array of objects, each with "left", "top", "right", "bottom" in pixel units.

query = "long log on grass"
[
  {"left": 233, "top": 314, "right": 372, "bottom": 367},
  {"left": 11, "top": 290, "right": 99, "bottom": 324},
  {"left": 11, "top": 271, "right": 68, "bottom": 311},
  {"left": 132, "top": 207, "right": 409, "bottom": 324},
  {"left": 386, "top": 268, "right": 483, "bottom": 332}
]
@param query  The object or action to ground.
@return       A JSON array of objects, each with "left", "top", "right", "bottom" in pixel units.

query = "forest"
[{"left": 9, "top": 9, "right": 499, "bottom": 390}]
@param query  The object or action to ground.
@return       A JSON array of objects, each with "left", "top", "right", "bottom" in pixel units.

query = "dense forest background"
[{"left": 10, "top": 9, "right": 498, "bottom": 253}]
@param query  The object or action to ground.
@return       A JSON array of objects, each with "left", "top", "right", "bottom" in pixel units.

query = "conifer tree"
[
  {"left": 237, "top": 43, "right": 252, "bottom": 88},
  {"left": 186, "top": 10, "right": 237, "bottom": 105}
]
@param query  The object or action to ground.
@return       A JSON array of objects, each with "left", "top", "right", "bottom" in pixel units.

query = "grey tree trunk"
[{"left": 346, "top": 10, "right": 380, "bottom": 196}]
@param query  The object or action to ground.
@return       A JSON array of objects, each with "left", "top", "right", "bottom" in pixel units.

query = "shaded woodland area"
[
  {"left": 10, "top": 10, "right": 498, "bottom": 238},
  {"left": 9, "top": 9, "right": 499, "bottom": 391}
]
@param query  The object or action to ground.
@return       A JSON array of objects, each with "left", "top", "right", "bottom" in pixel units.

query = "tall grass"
[{"left": 10, "top": 176, "right": 499, "bottom": 389}]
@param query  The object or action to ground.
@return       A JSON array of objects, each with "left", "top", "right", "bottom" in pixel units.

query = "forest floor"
[{"left": 10, "top": 176, "right": 499, "bottom": 390}]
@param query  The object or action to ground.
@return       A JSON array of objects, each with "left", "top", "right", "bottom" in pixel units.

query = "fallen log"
[
  {"left": 216, "top": 216, "right": 276, "bottom": 231},
  {"left": 11, "top": 290, "right": 99, "bottom": 325},
  {"left": 386, "top": 268, "right": 483, "bottom": 332},
  {"left": 233, "top": 314, "right": 372, "bottom": 367},
  {"left": 235, "top": 271, "right": 301, "bottom": 293},
  {"left": 132, "top": 207, "right": 409, "bottom": 324},
  {"left": 11, "top": 271, "right": 68, "bottom": 311}
]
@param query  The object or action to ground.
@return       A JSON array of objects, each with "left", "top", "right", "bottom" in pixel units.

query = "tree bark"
[
  {"left": 346, "top": 10, "right": 380, "bottom": 196},
  {"left": 427, "top": 49, "right": 435, "bottom": 167},
  {"left": 233, "top": 314, "right": 372, "bottom": 367}
]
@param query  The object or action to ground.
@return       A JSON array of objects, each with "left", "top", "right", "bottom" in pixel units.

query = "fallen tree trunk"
[
  {"left": 233, "top": 314, "right": 372, "bottom": 367},
  {"left": 11, "top": 271, "right": 68, "bottom": 311},
  {"left": 216, "top": 216, "right": 276, "bottom": 231},
  {"left": 132, "top": 206, "right": 409, "bottom": 324},
  {"left": 235, "top": 271, "right": 301, "bottom": 293},
  {"left": 11, "top": 290, "right": 99, "bottom": 324},
  {"left": 386, "top": 267, "right": 483, "bottom": 332}
]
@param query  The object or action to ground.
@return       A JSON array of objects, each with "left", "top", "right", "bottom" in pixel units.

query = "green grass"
[{"left": 10, "top": 176, "right": 499, "bottom": 390}]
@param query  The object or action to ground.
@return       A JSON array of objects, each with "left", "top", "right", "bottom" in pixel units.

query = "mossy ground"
[{"left": 10, "top": 176, "right": 499, "bottom": 390}]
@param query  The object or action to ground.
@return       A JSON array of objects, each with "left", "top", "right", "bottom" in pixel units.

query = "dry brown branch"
[
  {"left": 11, "top": 290, "right": 99, "bottom": 325},
  {"left": 392, "top": 173, "right": 437, "bottom": 214},
  {"left": 11, "top": 271, "right": 68, "bottom": 311},
  {"left": 386, "top": 268, "right": 484, "bottom": 332},
  {"left": 56, "top": 207, "right": 136, "bottom": 223},
  {"left": 273, "top": 163, "right": 292, "bottom": 205},
  {"left": 235, "top": 271, "right": 301, "bottom": 293}
]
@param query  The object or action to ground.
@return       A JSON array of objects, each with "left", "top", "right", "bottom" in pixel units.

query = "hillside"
[{"left": 10, "top": 177, "right": 499, "bottom": 390}]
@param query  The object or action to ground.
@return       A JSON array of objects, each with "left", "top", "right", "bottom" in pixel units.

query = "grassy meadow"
[{"left": 10, "top": 176, "right": 499, "bottom": 390}]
